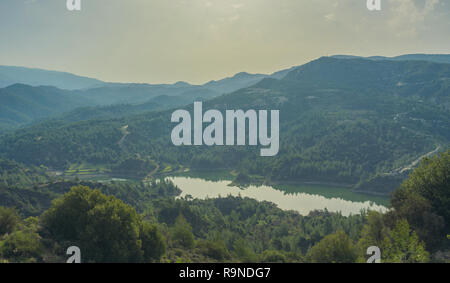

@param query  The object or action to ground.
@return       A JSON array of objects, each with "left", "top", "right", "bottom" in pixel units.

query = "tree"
[
  {"left": 307, "top": 230, "right": 358, "bottom": 263},
  {"left": 233, "top": 238, "right": 258, "bottom": 262},
  {"left": 358, "top": 211, "right": 389, "bottom": 249},
  {"left": 0, "top": 207, "right": 20, "bottom": 236},
  {"left": 0, "top": 230, "right": 43, "bottom": 262},
  {"left": 171, "top": 214, "right": 195, "bottom": 249},
  {"left": 382, "top": 219, "right": 429, "bottom": 263},
  {"left": 140, "top": 221, "right": 166, "bottom": 262},
  {"left": 261, "top": 250, "right": 287, "bottom": 263},
  {"left": 80, "top": 196, "right": 143, "bottom": 262},
  {"left": 41, "top": 186, "right": 165, "bottom": 262},
  {"left": 391, "top": 150, "right": 449, "bottom": 249},
  {"left": 197, "top": 239, "right": 230, "bottom": 260}
]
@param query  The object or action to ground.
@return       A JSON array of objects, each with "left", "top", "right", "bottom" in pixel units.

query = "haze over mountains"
[
  {"left": 1, "top": 53, "right": 448, "bottom": 132},
  {"left": 331, "top": 54, "right": 450, "bottom": 64},
  {"left": 0, "top": 65, "right": 104, "bottom": 90},
  {"left": 0, "top": 54, "right": 448, "bottom": 195},
  {"left": 0, "top": 63, "right": 302, "bottom": 131}
]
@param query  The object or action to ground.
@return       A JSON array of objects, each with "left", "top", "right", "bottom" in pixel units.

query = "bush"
[
  {"left": 41, "top": 186, "right": 165, "bottom": 262},
  {"left": 0, "top": 230, "right": 42, "bottom": 262},
  {"left": 0, "top": 207, "right": 20, "bottom": 236},
  {"left": 307, "top": 230, "right": 358, "bottom": 263},
  {"left": 197, "top": 239, "right": 230, "bottom": 260},
  {"left": 261, "top": 250, "right": 287, "bottom": 263}
]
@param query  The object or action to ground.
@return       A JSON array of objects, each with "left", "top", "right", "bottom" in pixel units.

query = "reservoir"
[{"left": 166, "top": 173, "right": 388, "bottom": 216}]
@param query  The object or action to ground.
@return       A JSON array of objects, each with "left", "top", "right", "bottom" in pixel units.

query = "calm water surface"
[{"left": 167, "top": 175, "right": 388, "bottom": 216}]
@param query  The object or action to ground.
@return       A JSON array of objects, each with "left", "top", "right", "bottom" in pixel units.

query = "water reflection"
[{"left": 167, "top": 176, "right": 387, "bottom": 216}]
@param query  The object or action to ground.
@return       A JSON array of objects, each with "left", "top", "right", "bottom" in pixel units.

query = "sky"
[{"left": 0, "top": 0, "right": 449, "bottom": 84}]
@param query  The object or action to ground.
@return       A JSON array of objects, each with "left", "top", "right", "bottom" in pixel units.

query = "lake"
[{"left": 166, "top": 173, "right": 388, "bottom": 216}]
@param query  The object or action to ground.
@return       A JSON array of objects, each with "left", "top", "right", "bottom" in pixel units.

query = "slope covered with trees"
[
  {"left": 1, "top": 57, "right": 448, "bottom": 194},
  {"left": 0, "top": 150, "right": 448, "bottom": 263}
]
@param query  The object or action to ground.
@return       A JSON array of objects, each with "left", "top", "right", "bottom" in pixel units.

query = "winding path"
[
  {"left": 391, "top": 145, "right": 441, "bottom": 174},
  {"left": 118, "top": 125, "right": 130, "bottom": 152}
]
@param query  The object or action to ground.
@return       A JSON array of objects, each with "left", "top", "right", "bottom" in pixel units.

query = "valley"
[
  {"left": 0, "top": 54, "right": 448, "bottom": 263},
  {"left": 1, "top": 56, "right": 448, "bottom": 197}
]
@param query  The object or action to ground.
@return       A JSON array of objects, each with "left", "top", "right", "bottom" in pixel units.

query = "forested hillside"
[
  {"left": 1, "top": 57, "right": 448, "bottom": 194},
  {"left": 0, "top": 84, "right": 91, "bottom": 131},
  {"left": 0, "top": 66, "right": 290, "bottom": 132},
  {"left": 0, "top": 150, "right": 448, "bottom": 263}
]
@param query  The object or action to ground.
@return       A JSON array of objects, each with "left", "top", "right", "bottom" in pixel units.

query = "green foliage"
[
  {"left": 0, "top": 158, "right": 49, "bottom": 188},
  {"left": 196, "top": 239, "right": 230, "bottom": 261},
  {"left": 0, "top": 206, "right": 20, "bottom": 235},
  {"left": 171, "top": 214, "right": 195, "bottom": 249},
  {"left": 0, "top": 217, "right": 43, "bottom": 262},
  {"left": 261, "top": 250, "right": 287, "bottom": 263},
  {"left": 1, "top": 59, "right": 448, "bottom": 195},
  {"left": 307, "top": 230, "right": 358, "bottom": 263},
  {"left": 0, "top": 84, "right": 89, "bottom": 131},
  {"left": 357, "top": 211, "right": 389, "bottom": 251},
  {"left": 0, "top": 230, "right": 43, "bottom": 262},
  {"left": 0, "top": 57, "right": 448, "bottom": 263},
  {"left": 357, "top": 213, "right": 429, "bottom": 263},
  {"left": 140, "top": 221, "right": 166, "bottom": 262},
  {"left": 233, "top": 238, "right": 258, "bottom": 262},
  {"left": 382, "top": 219, "right": 429, "bottom": 263},
  {"left": 111, "top": 156, "right": 157, "bottom": 179},
  {"left": 391, "top": 150, "right": 449, "bottom": 249},
  {"left": 41, "top": 186, "right": 165, "bottom": 262},
  {"left": 398, "top": 150, "right": 450, "bottom": 221},
  {"left": 0, "top": 177, "right": 180, "bottom": 217}
]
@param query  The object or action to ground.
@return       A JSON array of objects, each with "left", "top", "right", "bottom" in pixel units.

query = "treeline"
[{"left": 0, "top": 151, "right": 448, "bottom": 262}]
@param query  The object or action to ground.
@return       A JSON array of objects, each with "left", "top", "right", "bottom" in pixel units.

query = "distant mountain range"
[
  {"left": 0, "top": 63, "right": 299, "bottom": 131},
  {"left": 331, "top": 54, "right": 450, "bottom": 64},
  {"left": 0, "top": 65, "right": 104, "bottom": 90},
  {"left": 1, "top": 53, "right": 448, "bottom": 91},
  {"left": 0, "top": 53, "right": 449, "bottom": 132}
]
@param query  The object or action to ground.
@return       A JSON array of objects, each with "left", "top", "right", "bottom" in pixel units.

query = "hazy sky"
[{"left": 0, "top": 0, "right": 449, "bottom": 84}]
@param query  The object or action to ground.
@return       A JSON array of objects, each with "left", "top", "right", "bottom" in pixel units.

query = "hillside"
[
  {"left": 332, "top": 54, "right": 450, "bottom": 64},
  {"left": 0, "top": 57, "right": 449, "bottom": 194},
  {"left": 0, "top": 67, "right": 296, "bottom": 132},
  {"left": 0, "top": 84, "right": 91, "bottom": 131},
  {"left": 0, "top": 65, "right": 104, "bottom": 90}
]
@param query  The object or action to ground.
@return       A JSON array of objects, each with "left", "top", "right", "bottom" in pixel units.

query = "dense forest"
[
  {"left": 0, "top": 150, "right": 448, "bottom": 263},
  {"left": 1, "top": 58, "right": 448, "bottom": 194},
  {"left": 0, "top": 56, "right": 449, "bottom": 263}
]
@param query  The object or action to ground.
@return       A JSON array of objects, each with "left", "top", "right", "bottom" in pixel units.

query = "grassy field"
[{"left": 63, "top": 163, "right": 110, "bottom": 177}]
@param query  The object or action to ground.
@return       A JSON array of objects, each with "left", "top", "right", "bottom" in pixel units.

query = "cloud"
[
  {"left": 324, "top": 13, "right": 335, "bottom": 22},
  {"left": 231, "top": 3, "right": 244, "bottom": 9},
  {"left": 387, "top": 0, "right": 442, "bottom": 37},
  {"left": 229, "top": 14, "right": 240, "bottom": 22}
]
